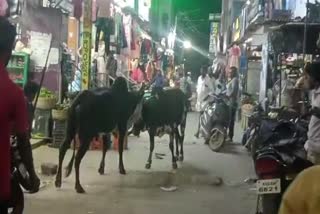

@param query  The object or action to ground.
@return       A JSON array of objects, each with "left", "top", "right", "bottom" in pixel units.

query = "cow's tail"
[
  {"left": 179, "top": 94, "right": 188, "bottom": 138},
  {"left": 64, "top": 91, "right": 84, "bottom": 178}
]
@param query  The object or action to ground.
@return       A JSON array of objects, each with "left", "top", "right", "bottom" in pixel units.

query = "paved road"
[{"left": 25, "top": 113, "right": 257, "bottom": 214}]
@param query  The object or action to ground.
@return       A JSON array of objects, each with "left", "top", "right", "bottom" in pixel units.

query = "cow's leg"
[
  {"left": 118, "top": 124, "right": 127, "bottom": 175},
  {"left": 55, "top": 134, "right": 73, "bottom": 188},
  {"left": 174, "top": 127, "right": 180, "bottom": 161},
  {"left": 179, "top": 122, "right": 186, "bottom": 162},
  {"left": 169, "top": 127, "right": 178, "bottom": 169},
  {"left": 145, "top": 128, "right": 156, "bottom": 169},
  {"left": 75, "top": 137, "right": 90, "bottom": 193},
  {"left": 99, "top": 133, "right": 111, "bottom": 175}
]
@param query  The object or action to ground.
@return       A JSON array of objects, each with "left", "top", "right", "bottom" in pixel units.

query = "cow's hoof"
[
  {"left": 172, "top": 162, "right": 178, "bottom": 169},
  {"left": 119, "top": 168, "right": 127, "bottom": 175},
  {"left": 55, "top": 179, "right": 61, "bottom": 188},
  {"left": 98, "top": 167, "right": 105, "bottom": 175},
  {"left": 179, "top": 156, "right": 184, "bottom": 162},
  {"left": 75, "top": 184, "right": 86, "bottom": 194},
  {"left": 145, "top": 163, "right": 151, "bottom": 169}
]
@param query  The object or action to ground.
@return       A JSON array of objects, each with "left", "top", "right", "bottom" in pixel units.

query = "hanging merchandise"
[
  {"left": 228, "top": 44, "right": 241, "bottom": 69},
  {"left": 106, "top": 54, "right": 118, "bottom": 79},
  {"left": 96, "top": 39, "right": 107, "bottom": 87},
  {"left": 140, "top": 38, "right": 151, "bottom": 63},
  {"left": 122, "top": 13, "right": 132, "bottom": 52},
  {"left": 69, "top": 63, "right": 82, "bottom": 92},
  {"left": 146, "top": 60, "right": 155, "bottom": 81},
  {"left": 114, "top": 12, "right": 127, "bottom": 54},
  {"left": 95, "top": 0, "right": 114, "bottom": 55},
  {"left": 72, "top": 0, "right": 82, "bottom": 20},
  {"left": 92, "top": 0, "right": 97, "bottom": 22},
  {"left": 0, "top": 0, "right": 8, "bottom": 17}
]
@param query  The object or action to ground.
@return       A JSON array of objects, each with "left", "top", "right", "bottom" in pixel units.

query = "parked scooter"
[
  {"left": 254, "top": 118, "right": 312, "bottom": 214},
  {"left": 199, "top": 92, "right": 230, "bottom": 152}
]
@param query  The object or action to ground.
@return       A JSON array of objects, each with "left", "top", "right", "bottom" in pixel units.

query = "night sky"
[{"left": 174, "top": 0, "right": 222, "bottom": 76}]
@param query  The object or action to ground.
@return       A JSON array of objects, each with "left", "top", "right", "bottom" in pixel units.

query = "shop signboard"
[
  {"left": 81, "top": 0, "right": 92, "bottom": 90},
  {"left": 209, "top": 22, "right": 218, "bottom": 54}
]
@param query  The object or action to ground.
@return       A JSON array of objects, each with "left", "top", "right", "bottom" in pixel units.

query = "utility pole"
[{"left": 81, "top": 0, "right": 92, "bottom": 90}]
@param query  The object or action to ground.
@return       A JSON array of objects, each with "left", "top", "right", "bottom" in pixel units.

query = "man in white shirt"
[
  {"left": 195, "top": 66, "right": 214, "bottom": 138},
  {"left": 304, "top": 62, "right": 320, "bottom": 164}
]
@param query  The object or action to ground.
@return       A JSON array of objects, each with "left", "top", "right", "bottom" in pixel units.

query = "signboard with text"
[
  {"left": 209, "top": 22, "right": 218, "bottom": 54},
  {"left": 81, "top": 0, "right": 92, "bottom": 90}
]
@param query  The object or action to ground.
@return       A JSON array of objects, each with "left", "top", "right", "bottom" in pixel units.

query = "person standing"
[
  {"left": 0, "top": 17, "right": 40, "bottom": 213},
  {"left": 226, "top": 66, "right": 239, "bottom": 142},
  {"left": 151, "top": 70, "right": 165, "bottom": 98},
  {"left": 303, "top": 62, "right": 320, "bottom": 164},
  {"left": 195, "top": 66, "right": 214, "bottom": 138},
  {"left": 179, "top": 70, "right": 193, "bottom": 111}
]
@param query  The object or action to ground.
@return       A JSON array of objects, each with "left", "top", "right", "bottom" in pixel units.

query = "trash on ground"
[
  {"left": 210, "top": 177, "right": 223, "bottom": 186},
  {"left": 160, "top": 186, "right": 178, "bottom": 192},
  {"left": 244, "top": 177, "right": 257, "bottom": 184}
]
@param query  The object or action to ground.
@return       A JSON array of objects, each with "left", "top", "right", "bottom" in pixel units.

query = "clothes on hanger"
[
  {"left": 96, "top": 0, "right": 111, "bottom": 18},
  {"left": 106, "top": 55, "right": 118, "bottom": 80},
  {"left": 228, "top": 44, "right": 241, "bottom": 69},
  {"left": 95, "top": 17, "right": 114, "bottom": 55},
  {"left": 72, "top": 0, "right": 82, "bottom": 20},
  {"left": 0, "top": 0, "right": 8, "bottom": 17},
  {"left": 96, "top": 42, "right": 107, "bottom": 87}
]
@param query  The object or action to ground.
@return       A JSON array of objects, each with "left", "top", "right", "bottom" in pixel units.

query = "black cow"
[
  {"left": 55, "top": 77, "right": 144, "bottom": 193},
  {"left": 132, "top": 88, "right": 188, "bottom": 169}
]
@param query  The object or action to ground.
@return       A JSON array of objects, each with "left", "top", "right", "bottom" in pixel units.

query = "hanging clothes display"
[
  {"left": 123, "top": 14, "right": 132, "bottom": 53},
  {"left": 0, "top": 0, "right": 8, "bottom": 17},
  {"left": 95, "top": 0, "right": 114, "bottom": 55},
  {"left": 146, "top": 60, "right": 155, "bottom": 82},
  {"left": 106, "top": 54, "right": 118, "bottom": 80},
  {"left": 92, "top": 0, "right": 97, "bottom": 22},
  {"left": 228, "top": 44, "right": 241, "bottom": 69},
  {"left": 140, "top": 39, "right": 152, "bottom": 63},
  {"left": 72, "top": 0, "right": 82, "bottom": 20},
  {"left": 96, "top": 41, "right": 107, "bottom": 87}
]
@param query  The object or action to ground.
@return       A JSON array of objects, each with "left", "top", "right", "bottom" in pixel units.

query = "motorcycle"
[
  {"left": 199, "top": 93, "right": 230, "bottom": 152},
  {"left": 254, "top": 119, "right": 312, "bottom": 214}
]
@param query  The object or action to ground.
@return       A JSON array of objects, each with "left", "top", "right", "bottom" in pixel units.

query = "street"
[{"left": 25, "top": 113, "right": 257, "bottom": 214}]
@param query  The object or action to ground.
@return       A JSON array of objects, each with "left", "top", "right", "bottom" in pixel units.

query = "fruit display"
[
  {"left": 35, "top": 88, "right": 57, "bottom": 110},
  {"left": 39, "top": 88, "right": 56, "bottom": 99}
]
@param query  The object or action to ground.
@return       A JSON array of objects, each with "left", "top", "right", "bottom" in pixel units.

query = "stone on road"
[{"left": 25, "top": 113, "right": 256, "bottom": 214}]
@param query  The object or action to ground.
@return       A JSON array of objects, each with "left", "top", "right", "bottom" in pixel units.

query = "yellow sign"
[{"left": 81, "top": 0, "right": 92, "bottom": 90}]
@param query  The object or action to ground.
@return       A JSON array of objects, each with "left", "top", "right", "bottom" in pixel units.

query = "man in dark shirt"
[
  {"left": 0, "top": 17, "right": 40, "bottom": 213},
  {"left": 226, "top": 66, "right": 239, "bottom": 142}
]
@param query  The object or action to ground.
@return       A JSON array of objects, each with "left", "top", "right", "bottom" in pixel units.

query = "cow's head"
[{"left": 127, "top": 83, "right": 146, "bottom": 129}]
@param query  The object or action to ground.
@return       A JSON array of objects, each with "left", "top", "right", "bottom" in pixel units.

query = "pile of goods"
[{"left": 52, "top": 103, "right": 70, "bottom": 121}]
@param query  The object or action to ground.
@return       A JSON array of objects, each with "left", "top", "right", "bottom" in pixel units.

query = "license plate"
[{"left": 256, "top": 179, "right": 281, "bottom": 194}]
